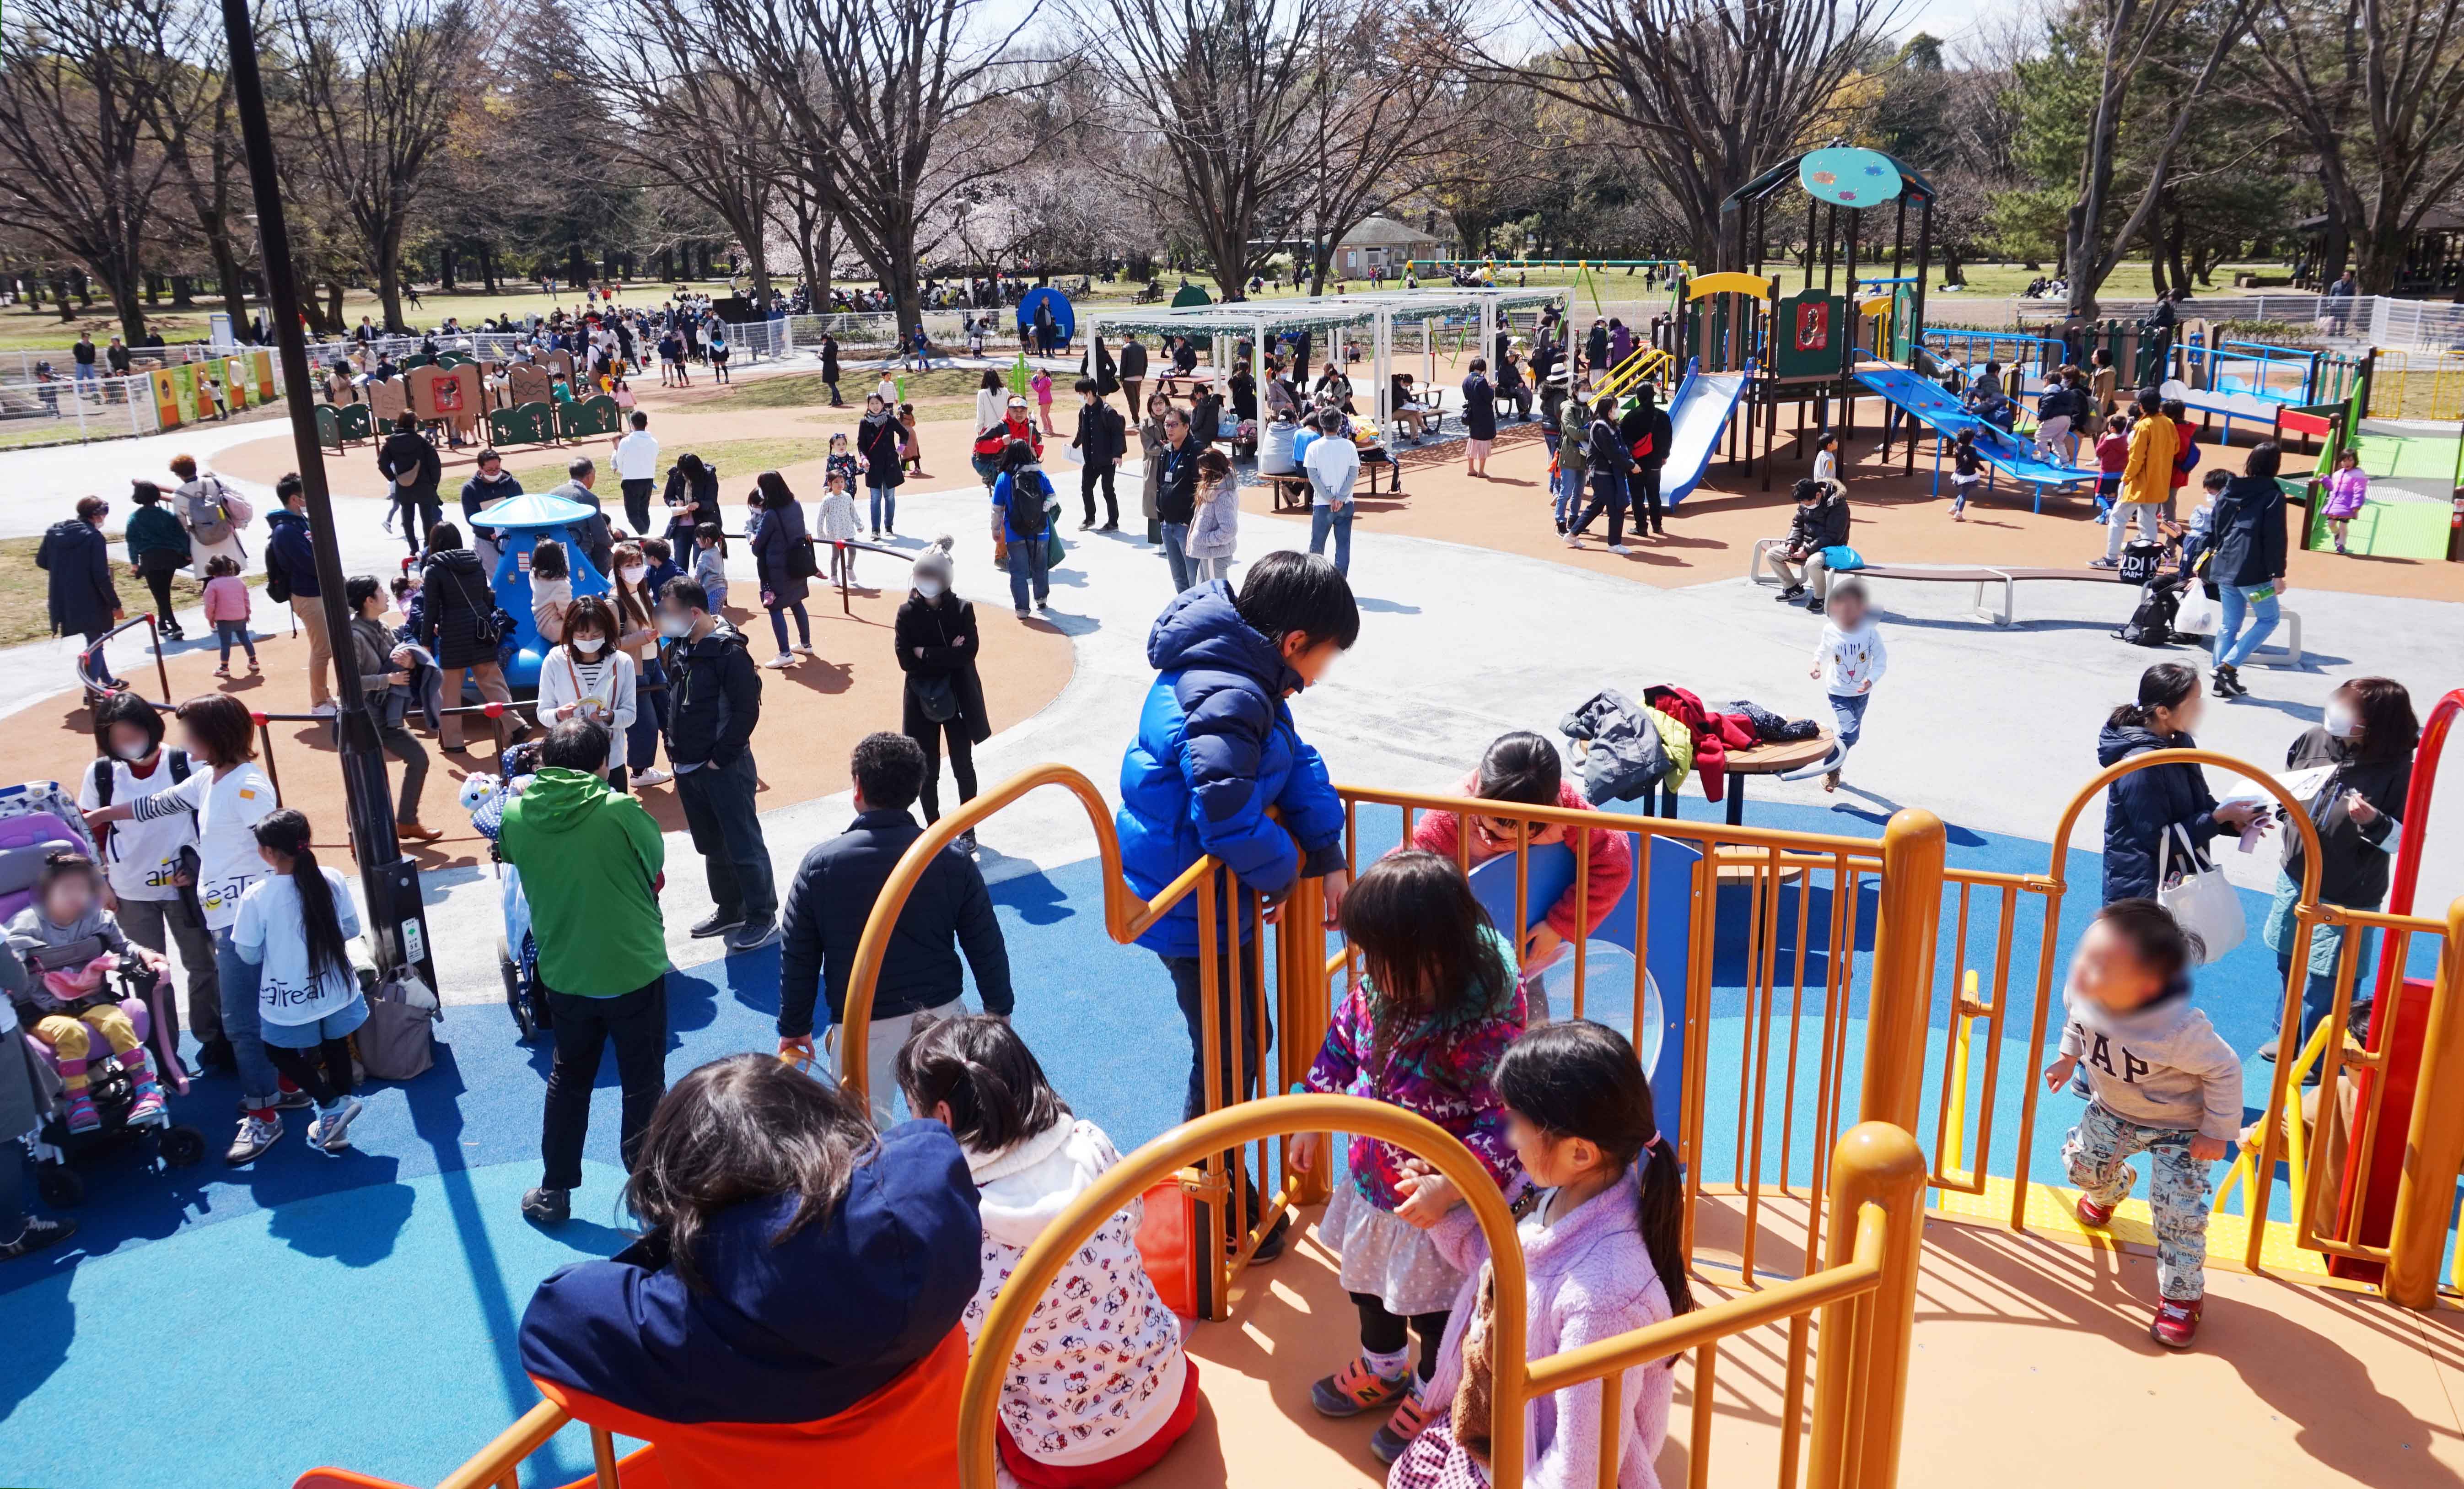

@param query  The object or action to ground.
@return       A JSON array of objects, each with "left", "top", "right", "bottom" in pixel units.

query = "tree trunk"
[
  {"left": 52, "top": 276, "right": 75, "bottom": 322},
  {"left": 440, "top": 245, "right": 457, "bottom": 291},
  {"left": 170, "top": 275, "right": 196, "bottom": 307},
  {"left": 481, "top": 243, "right": 498, "bottom": 293}
]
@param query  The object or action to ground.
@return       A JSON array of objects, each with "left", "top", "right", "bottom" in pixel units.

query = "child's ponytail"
[
  {"left": 254, "top": 809, "right": 350, "bottom": 986},
  {"left": 1496, "top": 1020, "right": 1694, "bottom": 1316}
]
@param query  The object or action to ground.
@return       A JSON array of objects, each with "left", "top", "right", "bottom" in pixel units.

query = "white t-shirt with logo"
[
  {"left": 232, "top": 867, "right": 363, "bottom": 1027},
  {"left": 130, "top": 763, "right": 278, "bottom": 929},
  {"left": 78, "top": 752, "right": 200, "bottom": 902}
]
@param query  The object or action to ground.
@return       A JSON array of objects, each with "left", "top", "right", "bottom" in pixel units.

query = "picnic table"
[{"left": 1644, "top": 733, "right": 1836, "bottom": 826}]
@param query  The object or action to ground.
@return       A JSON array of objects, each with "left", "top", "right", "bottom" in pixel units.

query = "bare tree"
[
  {"left": 2248, "top": 0, "right": 2464, "bottom": 292},
  {"left": 592, "top": 5, "right": 788, "bottom": 301},
  {"left": 673, "top": 0, "right": 1039, "bottom": 334},
  {"left": 141, "top": 42, "right": 257, "bottom": 334},
  {"left": 2056, "top": 0, "right": 2256, "bottom": 318},
  {"left": 1290, "top": 0, "right": 1469, "bottom": 294},
  {"left": 0, "top": 0, "right": 214, "bottom": 340},
  {"left": 1069, "top": 0, "right": 1320, "bottom": 299},
  {"left": 274, "top": 0, "right": 481, "bottom": 331},
  {"left": 1504, "top": 0, "right": 1899, "bottom": 272}
]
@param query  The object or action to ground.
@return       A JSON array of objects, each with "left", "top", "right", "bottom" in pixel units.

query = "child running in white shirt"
[{"left": 1784, "top": 577, "right": 1887, "bottom": 792}]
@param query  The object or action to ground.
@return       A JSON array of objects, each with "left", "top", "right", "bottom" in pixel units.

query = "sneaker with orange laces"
[
  {"left": 2074, "top": 1193, "right": 2114, "bottom": 1228},
  {"left": 1370, "top": 1387, "right": 1439, "bottom": 1464},
  {"left": 2150, "top": 1296, "right": 2203, "bottom": 1349},
  {"left": 1308, "top": 1357, "right": 1410, "bottom": 1419}
]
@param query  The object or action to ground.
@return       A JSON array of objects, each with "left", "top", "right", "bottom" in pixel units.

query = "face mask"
[
  {"left": 2325, "top": 704, "right": 2360, "bottom": 739},
  {"left": 657, "top": 614, "right": 694, "bottom": 639},
  {"left": 113, "top": 739, "right": 153, "bottom": 762},
  {"left": 572, "top": 636, "right": 605, "bottom": 656},
  {"left": 620, "top": 564, "right": 646, "bottom": 584},
  {"left": 915, "top": 577, "right": 945, "bottom": 599}
]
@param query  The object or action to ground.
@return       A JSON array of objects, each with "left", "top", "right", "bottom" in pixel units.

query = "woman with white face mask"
[
  {"left": 536, "top": 594, "right": 639, "bottom": 791},
  {"left": 607, "top": 542, "right": 670, "bottom": 788},
  {"left": 2261, "top": 677, "right": 2420, "bottom": 1071},
  {"left": 895, "top": 537, "right": 991, "bottom": 853}
]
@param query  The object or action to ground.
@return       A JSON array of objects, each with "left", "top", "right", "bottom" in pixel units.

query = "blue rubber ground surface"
[{"left": 0, "top": 791, "right": 2442, "bottom": 1487}]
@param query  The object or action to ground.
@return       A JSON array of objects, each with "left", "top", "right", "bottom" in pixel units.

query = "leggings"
[
  {"left": 1352, "top": 1293, "right": 1452, "bottom": 1384},
  {"left": 142, "top": 566, "right": 178, "bottom": 624},
  {"left": 911, "top": 716, "right": 978, "bottom": 824},
  {"left": 266, "top": 1037, "right": 356, "bottom": 1107},
  {"left": 768, "top": 600, "right": 810, "bottom": 651}
]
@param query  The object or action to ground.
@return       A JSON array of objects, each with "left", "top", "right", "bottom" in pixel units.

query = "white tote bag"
[{"left": 2157, "top": 823, "right": 2244, "bottom": 965}]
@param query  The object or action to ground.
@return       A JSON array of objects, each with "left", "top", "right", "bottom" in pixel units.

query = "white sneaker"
[
  {"left": 1608, "top": 544, "right": 1630, "bottom": 554},
  {"left": 307, "top": 1095, "right": 364, "bottom": 1153},
  {"left": 793, "top": 644, "right": 818, "bottom": 657},
  {"left": 761, "top": 653, "right": 795, "bottom": 669},
  {"left": 1561, "top": 533, "right": 1580, "bottom": 547},
  {"left": 633, "top": 766, "right": 672, "bottom": 787},
  {"left": 226, "top": 1113, "right": 282, "bottom": 1165},
  {"left": 310, "top": 702, "right": 338, "bottom": 717}
]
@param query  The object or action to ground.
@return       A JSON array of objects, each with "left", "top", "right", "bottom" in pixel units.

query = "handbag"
[
  {"left": 2156, "top": 823, "right": 2244, "bottom": 965},
  {"left": 356, "top": 968, "right": 440, "bottom": 1081},
  {"left": 788, "top": 534, "right": 820, "bottom": 580},
  {"left": 913, "top": 673, "right": 960, "bottom": 723},
  {"left": 1820, "top": 545, "right": 1864, "bottom": 572}
]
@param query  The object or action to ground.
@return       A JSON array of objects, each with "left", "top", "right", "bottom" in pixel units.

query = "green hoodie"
[{"left": 499, "top": 767, "right": 667, "bottom": 997}]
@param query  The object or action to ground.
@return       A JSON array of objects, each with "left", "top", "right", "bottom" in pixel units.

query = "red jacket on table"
[
  {"left": 1642, "top": 685, "right": 1758, "bottom": 803},
  {"left": 1409, "top": 772, "right": 1634, "bottom": 943}
]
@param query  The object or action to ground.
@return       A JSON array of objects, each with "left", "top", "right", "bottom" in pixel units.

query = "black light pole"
[{"left": 218, "top": 0, "right": 437, "bottom": 991}]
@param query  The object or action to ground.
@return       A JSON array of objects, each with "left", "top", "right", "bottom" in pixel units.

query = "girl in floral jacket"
[
  {"left": 896, "top": 1015, "right": 1194, "bottom": 1489},
  {"left": 1295, "top": 850, "right": 1525, "bottom": 1467}
]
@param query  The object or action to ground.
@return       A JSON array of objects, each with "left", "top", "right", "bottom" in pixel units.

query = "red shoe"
[
  {"left": 2151, "top": 1297, "right": 2203, "bottom": 1349},
  {"left": 2075, "top": 1194, "right": 2114, "bottom": 1228}
]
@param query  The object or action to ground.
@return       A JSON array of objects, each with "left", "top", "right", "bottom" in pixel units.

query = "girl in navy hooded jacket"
[
  {"left": 519, "top": 1053, "right": 981, "bottom": 1489},
  {"left": 2096, "top": 662, "right": 2267, "bottom": 904}
]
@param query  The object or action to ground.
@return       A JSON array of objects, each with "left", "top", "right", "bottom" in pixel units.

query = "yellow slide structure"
[{"left": 1598, "top": 343, "right": 1675, "bottom": 401}]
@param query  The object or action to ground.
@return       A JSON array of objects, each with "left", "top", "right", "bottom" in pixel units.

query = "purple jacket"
[{"left": 1405, "top": 1165, "right": 1676, "bottom": 1489}]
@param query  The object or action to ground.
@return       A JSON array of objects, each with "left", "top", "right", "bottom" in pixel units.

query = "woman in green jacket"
[{"left": 124, "top": 480, "right": 192, "bottom": 640}]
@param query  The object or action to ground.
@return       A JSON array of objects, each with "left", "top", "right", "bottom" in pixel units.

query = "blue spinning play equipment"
[
  {"left": 1016, "top": 287, "right": 1076, "bottom": 348},
  {"left": 470, "top": 490, "right": 610, "bottom": 688},
  {"left": 1466, "top": 838, "right": 1698, "bottom": 1113}
]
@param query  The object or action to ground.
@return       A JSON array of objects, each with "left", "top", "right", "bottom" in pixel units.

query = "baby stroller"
[
  {"left": 463, "top": 740, "right": 547, "bottom": 1041},
  {"left": 13, "top": 939, "right": 207, "bottom": 1207}
]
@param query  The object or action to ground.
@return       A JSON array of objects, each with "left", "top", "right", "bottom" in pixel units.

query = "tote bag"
[{"left": 2157, "top": 823, "right": 2244, "bottom": 965}]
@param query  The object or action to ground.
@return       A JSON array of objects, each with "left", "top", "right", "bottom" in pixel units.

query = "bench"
[{"left": 1746, "top": 539, "right": 2304, "bottom": 665}]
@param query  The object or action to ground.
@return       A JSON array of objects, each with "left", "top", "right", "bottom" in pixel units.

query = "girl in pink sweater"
[
  {"left": 1386, "top": 1020, "right": 1688, "bottom": 1489},
  {"left": 1409, "top": 733, "right": 1633, "bottom": 1022},
  {"left": 201, "top": 553, "right": 257, "bottom": 677}
]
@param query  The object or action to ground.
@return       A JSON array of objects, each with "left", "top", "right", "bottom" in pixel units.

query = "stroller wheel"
[
  {"left": 36, "top": 1165, "right": 83, "bottom": 1208},
  {"left": 160, "top": 1125, "right": 208, "bottom": 1168},
  {"left": 500, "top": 936, "right": 535, "bottom": 1042}
]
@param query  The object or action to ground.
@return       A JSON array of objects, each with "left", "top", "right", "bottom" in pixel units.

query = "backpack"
[
  {"left": 184, "top": 477, "right": 242, "bottom": 546},
  {"left": 2173, "top": 434, "right": 2201, "bottom": 476},
  {"left": 2118, "top": 537, "right": 2165, "bottom": 586},
  {"left": 2117, "top": 575, "right": 2183, "bottom": 647},
  {"left": 89, "top": 748, "right": 191, "bottom": 808},
  {"left": 1006, "top": 472, "right": 1049, "bottom": 539}
]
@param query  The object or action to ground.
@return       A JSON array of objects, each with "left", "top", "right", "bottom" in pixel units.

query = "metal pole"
[{"left": 218, "top": 0, "right": 435, "bottom": 990}]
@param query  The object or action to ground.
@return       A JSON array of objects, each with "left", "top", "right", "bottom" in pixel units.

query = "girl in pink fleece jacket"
[
  {"left": 1386, "top": 1020, "right": 1688, "bottom": 1489},
  {"left": 1409, "top": 733, "right": 1634, "bottom": 1022}
]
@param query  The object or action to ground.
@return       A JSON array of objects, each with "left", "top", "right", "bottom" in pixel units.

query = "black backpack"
[
  {"left": 1006, "top": 472, "right": 1049, "bottom": 539},
  {"left": 2118, "top": 538, "right": 2164, "bottom": 587},
  {"left": 2116, "top": 574, "right": 2184, "bottom": 647},
  {"left": 90, "top": 748, "right": 191, "bottom": 807}
]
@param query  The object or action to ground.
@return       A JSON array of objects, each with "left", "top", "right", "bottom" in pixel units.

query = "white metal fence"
[{"left": 0, "top": 372, "right": 162, "bottom": 446}]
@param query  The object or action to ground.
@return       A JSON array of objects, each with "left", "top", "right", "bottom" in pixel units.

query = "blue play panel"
[{"left": 3, "top": 793, "right": 2439, "bottom": 1488}]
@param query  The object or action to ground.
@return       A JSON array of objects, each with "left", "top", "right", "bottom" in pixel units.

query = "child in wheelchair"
[{"left": 6, "top": 850, "right": 172, "bottom": 1133}]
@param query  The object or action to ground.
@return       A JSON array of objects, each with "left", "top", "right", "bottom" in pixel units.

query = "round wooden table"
[{"left": 1650, "top": 732, "right": 1836, "bottom": 825}]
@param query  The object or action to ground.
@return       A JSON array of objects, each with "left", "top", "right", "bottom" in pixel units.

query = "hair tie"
[{"left": 1644, "top": 1131, "right": 1663, "bottom": 1152}]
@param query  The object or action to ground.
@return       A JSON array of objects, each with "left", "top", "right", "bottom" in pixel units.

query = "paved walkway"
[{"left": 4, "top": 366, "right": 2462, "bottom": 1009}]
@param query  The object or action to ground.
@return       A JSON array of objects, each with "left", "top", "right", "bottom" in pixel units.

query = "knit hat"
[{"left": 914, "top": 534, "right": 955, "bottom": 585}]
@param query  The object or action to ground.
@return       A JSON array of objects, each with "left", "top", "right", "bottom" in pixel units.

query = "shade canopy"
[{"left": 472, "top": 491, "right": 598, "bottom": 530}]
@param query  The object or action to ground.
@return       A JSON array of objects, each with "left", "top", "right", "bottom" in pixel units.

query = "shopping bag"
[{"left": 2157, "top": 823, "right": 2244, "bottom": 965}]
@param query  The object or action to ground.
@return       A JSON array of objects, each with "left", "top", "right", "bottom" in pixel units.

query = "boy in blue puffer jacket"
[{"left": 1117, "top": 552, "right": 1356, "bottom": 1176}]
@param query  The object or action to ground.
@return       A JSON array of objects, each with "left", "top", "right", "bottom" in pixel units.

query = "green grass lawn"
[{"left": 0, "top": 532, "right": 265, "bottom": 648}]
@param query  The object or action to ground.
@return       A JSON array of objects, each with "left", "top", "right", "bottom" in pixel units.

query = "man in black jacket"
[
  {"left": 658, "top": 576, "right": 776, "bottom": 952},
  {"left": 1117, "top": 334, "right": 1147, "bottom": 415},
  {"left": 1620, "top": 385, "right": 1674, "bottom": 538},
  {"left": 774, "top": 732, "right": 1012, "bottom": 1124},
  {"left": 1154, "top": 406, "right": 1200, "bottom": 590},
  {"left": 376, "top": 413, "right": 444, "bottom": 555},
  {"left": 460, "top": 448, "right": 522, "bottom": 572},
  {"left": 1071, "top": 378, "right": 1127, "bottom": 530}
]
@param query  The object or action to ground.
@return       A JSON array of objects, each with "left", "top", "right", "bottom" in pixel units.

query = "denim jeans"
[
  {"left": 675, "top": 750, "right": 775, "bottom": 925},
  {"left": 1568, "top": 468, "right": 1627, "bottom": 546},
  {"left": 211, "top": 925, "right": 278, "bottom": 1108},
  {"left": 1309, "top": 501, "right": 1354, "bottom": 573},
  {"left": 628, "top": 656, "right": 667, "bottom": 771},
  {"left": 868, "top": 483, "right": 897, "bottom": 533},
  {"left": 1006, "top": 532, "right": 1049, "bottom": 611},
  {"left": 1553, "top": 469, "right": 1585, "bottom": 528},
  {"left": 1829, "top": 691, "right": 1871, "bottom": 750},
  {"left": 1161, "top": 522, "right": 1194, "bottom": 591},
  {"left": 2272, "top": 922, "right": 2379, "bottom": 1062},
  {"left": 539, "top": 975, "right": 669, "bottom": 1191},
  {"left": 1160, "top": 944, "right": 1268, "bottom": 1122},
  {"left": 767, "top": 600, "right": 810, "bottom": 652},
  {"left": 214, "top": 620, "right": 256, "bottom": 665},
  {"left": 2215, "top": 584, "right": 2281, "bottom": 669}
]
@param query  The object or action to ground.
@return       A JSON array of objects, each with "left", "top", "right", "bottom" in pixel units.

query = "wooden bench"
[
  {"left": 1265, "top": 474, "right": 1311, "bottom": 512},
  {"left": 1745, "top": 539, "right": 2303, "bottom": 664}
]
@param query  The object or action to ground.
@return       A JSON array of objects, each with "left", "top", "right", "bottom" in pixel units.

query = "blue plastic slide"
[
  {"left": 1662, "top": 357, "right": 1751, "bottom": 506},
  {"left": 1854, "top": 363, "right": 2103, "bottom": 509}
]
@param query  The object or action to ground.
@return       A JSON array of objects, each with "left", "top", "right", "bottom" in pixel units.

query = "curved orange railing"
[{"left": 957, "top": 1095, "right": 1930, "bottom": 1489}]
